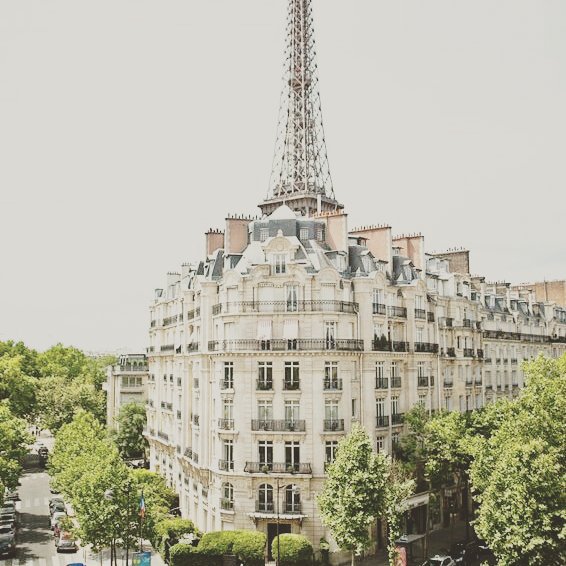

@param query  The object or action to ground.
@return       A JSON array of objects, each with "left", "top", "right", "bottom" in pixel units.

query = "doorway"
[{"left": 267, "top": 523, "right": 292, "bottom": 560}]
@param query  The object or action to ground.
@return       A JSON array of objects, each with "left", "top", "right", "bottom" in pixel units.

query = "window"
[
  {"left": 257, "top": 401, "right": 273, "bottom": 421},
  {"left": 316, "top": 226, "right": 324, "bottom": 241},
  {"left": 284, "top": 401, "right": 300, "bottom": 424},
  {"left": 285, "top": 484, "right": 301, "bottom": 512},
  {"left": 324, "top": 401, "right": 339, "bottom": 424},
  {"left": 418, "top": 393, "right": 427, "bottom": 407},
  {"left": 258, "top": 484, "right": 273, "bottom": 512},
  {"left": 223, "top": 440, "right": 233, "bottom": 471},
  {"left": 417, "top": 362, "right": 426, "bottom": 377},
  {"left": 258, "top": 362, "right": 273, "bottom": 390},
  {"left": 445, "top": 395, "right": 452, "bottom": 411},
  {"left": 259, "top": 441, "right": 273, "bottom": 466},
  {"left": 325, "top": 441, "right": 338, "bottom": 464},
  {"left": 391, "top": 396, "right": 399, "bottom": 415},
  {"left": 376, "top": 436, "right": 385, "bottom": 453},
  {"left": 373, "top": 289, "right": 383, "bottom": 307},
  {"left": 260, "top": 228, "right": 269, "bottom": 242},
  {"left": 273, "top": 254, "right": 286, "bottom": 274},
  {"left": 351, "top": 399, "right": 357, "bottom": 417},
  {"left": 376, "top": 362, "right": 385, "bottom": 379},
  {"left": 222, "top": 482, "right": 233, "bottom": 508},
  {"left": 390, "top": 361, "right": 399, "bottom": 378},
  {"left": 324, "top": 322, "right": 336, "bottom": 349},
  {"left": 324, "top": 361, "right": 339, "bottom": 389},
  {"left": 223, "top": 400, "right": 233, "bottom": 422},
  {"left": 284, "top": 361, "right": 300, "bottom": 389},
  {"left": 373, "top": 323, "right": 384, "bottom": 340},
  {"left": 286, "top": 285, "right": 299, "bottom": 312},
  {"left": 415, "top": 295, "right": 424, "bottom": 310},
  {"left": 299, "top": 227, "right": 309, "bottom": 241},
  {"left": 392, "top": 432, "right": 400, "bottom": 446},
  {"left": 416, "top": 327, "right": 424, "bottom": 343},
  {"left": 224, "top": 362, "right": 234, "bottom": 389},
  {"left": 285, "top": 442, "right": 300, "bottom": 471},
  {"left": 376, "top": 398, "right": 386, "bottom": 418}
]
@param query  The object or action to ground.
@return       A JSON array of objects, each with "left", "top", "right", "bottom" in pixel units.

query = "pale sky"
[{"left": 1, "top": 1, "right": 565, "bottom": 352}]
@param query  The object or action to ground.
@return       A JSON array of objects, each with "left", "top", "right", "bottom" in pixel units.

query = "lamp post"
[{"left": 275, "top": 479, "right": 300, "bottom": 566}]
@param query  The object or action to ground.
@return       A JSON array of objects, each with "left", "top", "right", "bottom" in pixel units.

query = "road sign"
[{"left": 132, "top": 551, "right": 152, "bottom": 566}]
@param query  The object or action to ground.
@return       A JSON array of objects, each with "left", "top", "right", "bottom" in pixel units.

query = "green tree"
[
  {"left": 469, "top": 355, "right": 566, "bottom": 565},
  {"left": 0, "top": 403, "right": 33, "bottom": 488},
  {"left": 0, "top": 356, "right": 37, "bottom": 418},
  {"left": 0, "top": 340, "right": 40, "bottom": 377},
  {"left": 317, "top": 424, "right": 389, "bottom": 565},
  {"left": 112, "top": 402, "right": 148, "bottom": 459}
]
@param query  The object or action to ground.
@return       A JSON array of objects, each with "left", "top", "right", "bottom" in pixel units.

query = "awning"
[
  {"left": 257, "top": 319, "right": 272, "bottom": 341},
  {"left": 283, "top": 319, "right": 299, "bottom": 339}
]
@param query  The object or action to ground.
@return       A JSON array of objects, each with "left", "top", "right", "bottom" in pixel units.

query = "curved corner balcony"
[
  {"left": 212, "top": 300, "right": 358, "bottom": 316},
  {"left": 208, "top": 339, "right": 364, "bottom": 353}
]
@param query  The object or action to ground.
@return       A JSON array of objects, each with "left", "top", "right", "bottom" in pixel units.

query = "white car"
[{"left": 50, "top": 511, "right": 67, "bottom": 530}]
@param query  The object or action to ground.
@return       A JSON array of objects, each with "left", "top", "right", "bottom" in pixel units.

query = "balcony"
[
  {"left": 372, "top": 339, "right": 391, "bottom": 352},
  {"left": 391, "top": 413, "right": 405, "bottom": 425},
  {"left": 251, "top": 420, "right": 306, "bottom": 432},
  {"left": 476, "top": 349, "right": 484, "bottom": 359},
  {"left": 484, "top": 357, "right": 492, "bottom": 363},
  {"left": 465, "top": 380, "right": 473, "bottom": 387},
  {"left": 440, "top": 317, "right": 454, "bottom": 328},
  {"left": 475, "top": 377, "right": 483, "bottom": 385},
  {"left": 323, "top": 379, "right": 343, "bottom": 391},
  {"left": 414, "top": 342, "right": 439, "bottom": 354},
  {"left": 284, "top": 502, "right": 302, "bottom": 514},
  {"left": 218, "top": 419, "right": 234, "bottom": 430},
  {"left": 375, "top": 378, "right": 389, "bottom": 389},
  {"left": 376, "top": 415, "right": 390, "bottom": 428},
  {"left": 255, "top": 500, "right": 274, "bottom": 512},
  {"left": 417, "top": 376, "right": 429, "bottom": 387},
  {"left": 220, "top": 380, "right": 234, "bottom": 390},
  {"left": 446, "top": 347, "right": 456, "bottom": 358},
  {"left": 414, "top": 308, "right": 426, "bottom": 320},
  {"left": 372, "top": 303, "right": 386, "bottom": 315},
  {"left": 218, "top": 459, "right": 234, "bottom": 471},
  {"left": 511, "top": 358, "right": 518, "bottom": 364},
  {"left": 427, "top": 312, "right": 435, "bottom": 323},
  {"left": 256, "top": 380, "right": 273, "bottom": 391},
  {"left": 463, "top": 348, "right": 475, "bottom": 358},
  {"left": 444, "top": 379, "right": 453, "bottom": 387},
  {"left": 390, "top": 376, "right": 402, "bottom": 388},
  {"left": 245, "top": 462, "right": 312, "bottom": 474},
  {"left": 157, "top": 431, "right": 169, "bottom": 441},
  {"left": 186, "top": 307, "right": 201, "bottom": 320},
  {"left": 323, "top": 419, "right": 345, "bottom": 432},
  {"left": 283, "top": 380, "right": 300, "bottom": 391},
  {"left": 221, "top": 498, "right": 234, "bottom": 511},
  {"left": 160, "top": 402, "right": 173, "bottom": 412},
  {"left": 213, "top": 300, "right": 358, "bottom": 315},
  {"left": 463, "top": 319, "right": 472, "bottom": 328},
  {"left": 193, "top": 414, "right": 200, "bottom": 426},
  {"left": 162, "top": 315, "right": 179, "bottom": 327},
  {"left": 208, "top": 339, "right": 364, "bottom": 352},
  {"left": 176, "top": 411, "right": 182, "bottom": 420},
  {"left": 150, "top": 320, "right": 156, "bottom": 328},
  {"left": 388, "top": 306, "right": 407, "bottom": 318},
  {"left": 187, "top": 343, "right": 199, "bottom": 353},
  {"left": 392, "top": 341, "right": 409, "bottom": 352},
  {"left": 160, "top": 344, "right": 175, "bottom": 352}
]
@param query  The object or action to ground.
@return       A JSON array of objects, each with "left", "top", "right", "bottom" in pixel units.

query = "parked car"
[
  {"left": 421, "top": 555, "right": 456, "bottom": 566},
  {"left": 0, "top": 518, "right": 17, "bottom": 531},
  {"left": 0, "top": 513, "right": 17, "bottom": 528},
  {"left": 0, "top": 524, "right": 16, "bottom": 557},
  {"left": 56, "top": 531, "right": 78, "bottom": 553},
  {"left": 450, "top": 542, "right": 479, "bottom": 565},
  {"left": 4, "top": 489, "right": 19, "bottom": 501},
  {"left": 50, "top": 511, "right": 67, "bottom": 530},
  {"left": 1, "top": 502, "right": 16, "bottom": 513},
  {"left": 50, "top": 502, "right": 66, "bottom": 516}
]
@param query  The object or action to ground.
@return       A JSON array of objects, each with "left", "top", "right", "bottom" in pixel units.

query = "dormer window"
[
  {"left": 316, "top": 226, "right": 325, "bottom": 242},
  {"left": 273, "top": 254, "right": 286, "bottom": 274},
  {"left": 299, "top": 228, "right": 309, "bottom": 241},
  {"left": 260, "top": 228, "right": 269, "bottom": 242},
  {"left": 362, "top": 255, "right": 372, "bottom": 273}
]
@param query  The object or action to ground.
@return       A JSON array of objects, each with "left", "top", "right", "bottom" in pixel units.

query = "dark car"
[
  {"left": 421, "top": 556, "right": 456, "bottom": 566},
  {"left": 50, "top": 502, "right": 66, "bottom": 516},
  {"left": 450, "top": 542, "right": 478, "bottom": 565},
  {"left": 0, "top": 513, "right": 17, "bottom": 527},
  {"left": 55, "top": 531, "right": 78, "bottom": 553},
  {"left": 0, "top": 525, "right": 16, "bottom": 557},
  {"left": 4, "top": 489, "right": 19, "bottom": 501}
]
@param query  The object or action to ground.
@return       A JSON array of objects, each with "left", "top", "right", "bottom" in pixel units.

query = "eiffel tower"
[{"left": 260, "top": 0, "right": 343, "bottom": 217}]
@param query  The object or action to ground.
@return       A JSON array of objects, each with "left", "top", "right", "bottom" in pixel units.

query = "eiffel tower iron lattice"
[{"left": 263, "top": 0, "right": 341, "bottom": 216}]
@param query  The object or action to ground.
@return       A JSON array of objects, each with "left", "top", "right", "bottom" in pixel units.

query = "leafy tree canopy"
[
  {"left": 112, "top": 402, "right": 148, "bottom": 459},
  {"left": 469, "top": 355, "right": 566, "bottom": 566},
  {"left": 0, "top": 356, "right": 37, "bottom": 418},
  {"left": 0, "top": 402, "right": 33, "bottom": 488},
  {"left": 0, "top": 340, "right": 40, "bottom": 377},
  {"left": 317, "top": 423, "right": 390, "bottom": 557}
]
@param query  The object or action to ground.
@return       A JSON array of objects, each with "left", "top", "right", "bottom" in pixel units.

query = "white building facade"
[{"left": 145, "top": 208, "right": 566, "bottom": 550}]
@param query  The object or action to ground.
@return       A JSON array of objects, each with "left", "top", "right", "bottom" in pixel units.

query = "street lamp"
[{"left": 275, "top": 478, "right": 300, "bottom": 566}]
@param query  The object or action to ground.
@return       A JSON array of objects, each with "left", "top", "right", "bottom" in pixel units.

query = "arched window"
[
  {"left": 222, "top": 482, "right": 234, "bottom": 510},
  {"left": 258, "top": 484, "right": 273, "bottom": 512},
  {"left": 285, "top": 484, "right": 300, "bottom": 513}
]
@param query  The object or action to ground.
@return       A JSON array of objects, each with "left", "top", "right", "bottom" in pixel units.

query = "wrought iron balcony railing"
[
  {"left": 376, "top": 415, "right": 390, "bottom": 428},
  {"left": 375, "top": 378, "right": 388, "bottom": 389},
  {"left": 212, "top": 300, "right": 358, "bottom": 315},
  {"left": 417, "top": 376, "right": 429, "bottom": 387},
  {"left": 208, "top": 339, "right": 364, "bottom": 352},
  {"left": 283, "top": 380, "right": 300, "bottom": 391},
  {"left": 251, "top": 420, "right": 306, "bottom": 432},
  {"left": 245, "top": 462, "right": 312, "bottom": 474},
  {"left": 218, "top": 419, "right": 234, "bottom": 430},
  {"left": 414, "top": 342, "right": 439, "bottom": 353},
  {"left": 372, "top": 303, "right": 387, "bottom": 315},
  {"left": 323, "top": 379, "right": 343, "bottom": 391},
  {"left": 323, "top": 419, "right": 344, "bottom": 432},
  {"left": 218, "top": 459, "right": 234, "bottom": 471},
  {"left": 414, "top": 308, "right": 426, "bottom": 320},
  {"left": 388, "top": 306, "right": 407, "bottom": 318},
  {"left": 391, "top": 413, "right": 405, "bottom": 425}
]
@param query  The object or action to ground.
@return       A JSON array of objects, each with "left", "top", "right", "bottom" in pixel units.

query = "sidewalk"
[
  {"left": 83, "top": 541, "right": 167, "bottom": 565},
  {"left": 357, "top": 520, "right": 470, "bottom": 566}
]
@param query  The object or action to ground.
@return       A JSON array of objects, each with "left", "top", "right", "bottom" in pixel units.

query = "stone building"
[
  {"left": 144, "top": 0, "right": 566, "bottom": 556},
  {"left": 105, "top": 353, "right": 149, "bottom": 428}
]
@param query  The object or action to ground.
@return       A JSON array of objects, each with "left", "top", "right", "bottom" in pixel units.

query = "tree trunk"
[
  {"left": 424, "top": 486, "right": 432, "bottom": 558},
  {"left": 351, "top": 550, "right": 355, "bottom": 566}
]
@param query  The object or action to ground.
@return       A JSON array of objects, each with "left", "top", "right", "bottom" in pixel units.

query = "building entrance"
[{"left": 267, "top": 523, "right": 292, "bottom": 560}]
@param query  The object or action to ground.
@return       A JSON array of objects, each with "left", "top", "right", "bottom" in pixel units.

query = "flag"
[{"left": 139, "top": 494, "right": 146, "bottom": 519}]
